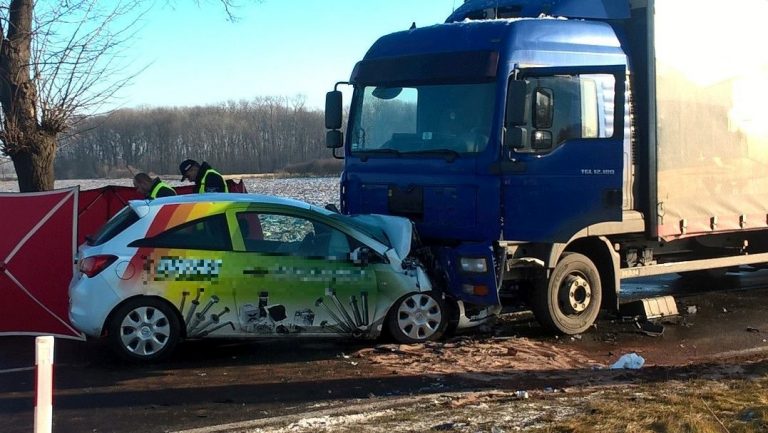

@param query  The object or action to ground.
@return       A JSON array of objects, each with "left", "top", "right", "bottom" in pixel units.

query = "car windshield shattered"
[{"left": 350, "top": 82, "right": 495, "bottom": 156}]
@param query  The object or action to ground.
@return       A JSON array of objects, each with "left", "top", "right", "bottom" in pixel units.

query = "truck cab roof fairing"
[
  {"left": 353, "top": 19, "right": 626, "bottom": 86},
  {"left": 351, "top": 51, "right": 498, "bottom": 86},
  {"left": 446, "top": 0, "right": 631, "bottom": 22}
]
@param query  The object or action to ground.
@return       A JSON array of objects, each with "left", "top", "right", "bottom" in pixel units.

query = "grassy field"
[
  {"left": 540, "top": 376, "right": 768, "bottom": 433},
  {"left": 258, "top": 360, "right": 768, "bottom": 433}
]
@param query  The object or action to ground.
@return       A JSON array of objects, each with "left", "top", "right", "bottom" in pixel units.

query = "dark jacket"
[
  {"left": 148, "top": 178, "right": 176, "bottom": 199},
  {"left": 195, "top": 162, "right": 228, "bottom": 193}
]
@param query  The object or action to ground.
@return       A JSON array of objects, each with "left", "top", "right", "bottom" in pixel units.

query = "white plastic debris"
[
  {"left": 610, "top": 353, "right": 645, "bottom": 369},
  {"left": 515, "top": 390, "right": 529, "bottom": 399}
]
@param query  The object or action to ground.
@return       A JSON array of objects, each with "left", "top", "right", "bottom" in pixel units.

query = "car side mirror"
[{"left": 350, "top": 246, "right": 370, "bottom": 266}]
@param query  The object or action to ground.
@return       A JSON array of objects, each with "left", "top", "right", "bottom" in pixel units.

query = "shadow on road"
[{"left": 1, "top": 351, "right": 766, "bottom": 433}]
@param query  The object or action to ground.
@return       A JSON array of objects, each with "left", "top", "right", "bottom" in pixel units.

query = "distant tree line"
[{"left": 55, "top": 96, "right": 340, "bottom": 178}]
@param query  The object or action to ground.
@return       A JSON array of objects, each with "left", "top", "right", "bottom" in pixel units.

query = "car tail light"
[{"left": 79, "top": 255, "right": 118, "bottom": 278}]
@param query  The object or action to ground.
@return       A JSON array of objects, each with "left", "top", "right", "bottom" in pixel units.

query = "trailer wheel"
[
  {"left": 107, "top": 297, "right": 181, "bottom": 362},
  {"left": 532, "top": 253, "right": 602, "bottom": 335},
  {"left": 386, "top": 291, "right": 446, "bottom": 343}
]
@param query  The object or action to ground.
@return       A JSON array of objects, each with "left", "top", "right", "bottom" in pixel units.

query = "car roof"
[{"left": 129, "top": 193, "right": 316, "bottom": 211}]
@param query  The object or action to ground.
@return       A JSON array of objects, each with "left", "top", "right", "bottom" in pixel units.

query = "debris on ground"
[
  {"left": 356, "top": 336, "right": 601, "bottom": 375},
  {"left": 636, "top": 320, "right": 665, "bottom": 337},
  {"left": 610, "top": 353, "right": 645, "bottom": 369},
  {"left": 620, "top": 296, "right": 679, "bottom": 321}
]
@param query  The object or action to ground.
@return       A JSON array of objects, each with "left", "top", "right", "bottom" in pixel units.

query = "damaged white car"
[{"left": 69, "top": 194, "right": 448, "bottom": 362}]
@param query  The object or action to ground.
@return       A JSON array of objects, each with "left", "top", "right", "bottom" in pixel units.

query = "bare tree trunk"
[
  {"left": 11, "top": 134, "right": 56, "bottom": 191},
  {"left": 0, "top": 0, "right": 55, "bottom": 192}
]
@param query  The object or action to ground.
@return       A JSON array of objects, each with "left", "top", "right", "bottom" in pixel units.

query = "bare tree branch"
[{"left": 0, "top": 0, "right": 255, "bottom": 191}]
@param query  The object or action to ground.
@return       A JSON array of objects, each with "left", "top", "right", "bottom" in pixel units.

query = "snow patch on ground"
[
  {"left": 268, "top": 409, "right": 397, "bottom": 432},
  {"left": 0, "top": 177, "right": 340, "bottom": 208}
]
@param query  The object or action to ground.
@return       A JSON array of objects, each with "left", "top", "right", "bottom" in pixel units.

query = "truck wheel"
[
  {"left": 107, "top": 297, "right": 181, "bottom": 362},
  {"left": 386, "top": 292, "right": 446, "bottom": 343},
  {"left": 532, "top": 253, "right": 602, "bottom": 335}
]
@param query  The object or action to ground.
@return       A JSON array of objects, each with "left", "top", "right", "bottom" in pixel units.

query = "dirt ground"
[{"left": 1, "top": 274, "right": 768, "bottom": 433}]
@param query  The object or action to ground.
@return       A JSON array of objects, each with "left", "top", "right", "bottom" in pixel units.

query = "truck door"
[{"left": 501, "top": 65, "right": 626, "bottom": 243}]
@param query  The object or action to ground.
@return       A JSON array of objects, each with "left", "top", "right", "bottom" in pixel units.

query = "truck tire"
[
  {"left": 107, "top": 297, "right": 181, "bottom": 362},
  {"left": 386, "top": 291, "right": 446, "bottom": 343},
  {"left": 532, "top": 253, "right": 602, "bottom": 335}
]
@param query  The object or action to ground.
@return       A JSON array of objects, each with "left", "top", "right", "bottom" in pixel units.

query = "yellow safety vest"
[
  {"left": 149, "top": 180, "right": 176, "bottom": 199},
  {"left": 198, "top": 168, "right": 228, "bottom": 193}
]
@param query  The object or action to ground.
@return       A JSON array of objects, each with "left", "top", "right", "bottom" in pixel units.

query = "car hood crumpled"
[{"left": 348, "top": 214, "right": 412, "bottom": 260}]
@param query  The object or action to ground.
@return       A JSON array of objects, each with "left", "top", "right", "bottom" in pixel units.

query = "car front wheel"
[
  {"left": 387, "top": 291, "right": 446, "bottom": 343},
  {"left": 107, "top": 297, "right": 181, "bottom": 362}
]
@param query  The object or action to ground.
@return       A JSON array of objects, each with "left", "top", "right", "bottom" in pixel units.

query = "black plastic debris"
[
  {"left": 620, "top": 296, "right": 679, "bottom": 320},
  {"left": 636, "top": 320, "right": 665, "bottom": 337}
]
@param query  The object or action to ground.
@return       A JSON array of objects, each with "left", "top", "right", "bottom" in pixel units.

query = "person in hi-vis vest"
[
  {"left": 133, "top": 172, "right": 176, "bottom": 199},
  {"left": 179, "top": 159, "right": 228, "bottom": 193}
]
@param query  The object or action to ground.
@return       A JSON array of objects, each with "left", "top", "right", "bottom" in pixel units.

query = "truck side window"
[{"left": 522, "top": 74, "right": 615, "bottom": 153}]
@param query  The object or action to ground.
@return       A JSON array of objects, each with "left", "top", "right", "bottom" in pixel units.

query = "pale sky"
[{"left": 112, "top": 0, "right": 459, "bottom": 110}]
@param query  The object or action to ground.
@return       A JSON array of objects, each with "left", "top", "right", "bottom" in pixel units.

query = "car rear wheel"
[
  {"left": 387, "top": 291, "right": 446, "bottom": 343},
  {"left": 107, "top": 297, "right": 181, "bottom": 362}
]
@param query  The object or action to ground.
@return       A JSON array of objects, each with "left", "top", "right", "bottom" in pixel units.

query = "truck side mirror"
[
  {"left": 325, "top": 90, "right": 343, "bottom": 130},
  {"left": 504, "top": 127, "right": 529, "bottom": 150},
  {"left": 326, "top": 130, "right": 343, "bottom": 149},
  {"left": 505, "top": 80, "right": 529, "bottom": 127},
  {"left": 532, "top": 130, "right": 553, "bottom": 149},
  {"left": 533, "top": 88, "right": 553, "bottom": 129}
]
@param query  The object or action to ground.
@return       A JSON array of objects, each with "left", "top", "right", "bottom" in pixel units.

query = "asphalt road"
[{"left": 2, "top": 272, "right": 768, "bottom": 433}]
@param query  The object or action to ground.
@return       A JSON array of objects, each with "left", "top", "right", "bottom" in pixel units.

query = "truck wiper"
[
  {"left": 401, "top": 149, "right": 460, "bottom": 162},
  {"left": 355, "top": 148, "right": 401, "bottom": 162}
]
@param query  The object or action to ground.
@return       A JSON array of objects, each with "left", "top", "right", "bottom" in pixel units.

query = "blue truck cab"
[{"left": 326, "top": 0, "right": 768, "bottom": 334}]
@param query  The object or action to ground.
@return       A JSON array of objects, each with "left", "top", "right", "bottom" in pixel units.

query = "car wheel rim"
[
  {"left": 560, "top": 273, "right": 592, "bottom": 314},
  {"left": 120, "top": 306, "right": 171, "bottom": 357},
  {"left": 397, "top": 293, "right": 442, "bottom": 340}
]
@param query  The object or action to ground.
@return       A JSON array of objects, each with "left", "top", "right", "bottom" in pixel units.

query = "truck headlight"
[{"left": 460, "top": 257, "right": 488, "bottom": 273}]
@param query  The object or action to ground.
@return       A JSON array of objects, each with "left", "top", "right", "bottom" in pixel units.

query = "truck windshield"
[{"left": 350, "top": 82, "right": 495, "bottom": 156}]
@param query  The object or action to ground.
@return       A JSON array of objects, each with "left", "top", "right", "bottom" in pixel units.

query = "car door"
[
  {"left": 130, "top": 212, "right": 241, "bottom": 338},
  {"left": 229, "top": 208, "right": 379, "bottom": 338}
]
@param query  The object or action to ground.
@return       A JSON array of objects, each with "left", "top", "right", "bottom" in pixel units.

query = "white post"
[{"left": 34, "top": 336, "right": 54, "bottom": 433}]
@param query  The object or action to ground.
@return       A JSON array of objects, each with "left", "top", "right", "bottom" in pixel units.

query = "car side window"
[
  {"left": 236, "top": 212, "right": 354, "bottom": 258},
  {"left": 139, "top": 214, "right": 232, "bottom": 251}
]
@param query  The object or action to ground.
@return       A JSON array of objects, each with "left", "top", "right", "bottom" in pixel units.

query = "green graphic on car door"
[
  {"left": 127, "top": 210, "right": 241, "bottom": 338},
  {"left": 136, "top": 249, "right": 241, "bottom": 337},
  {"left": 233, "top": 211, "right": 379, "bottom": 337}
]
